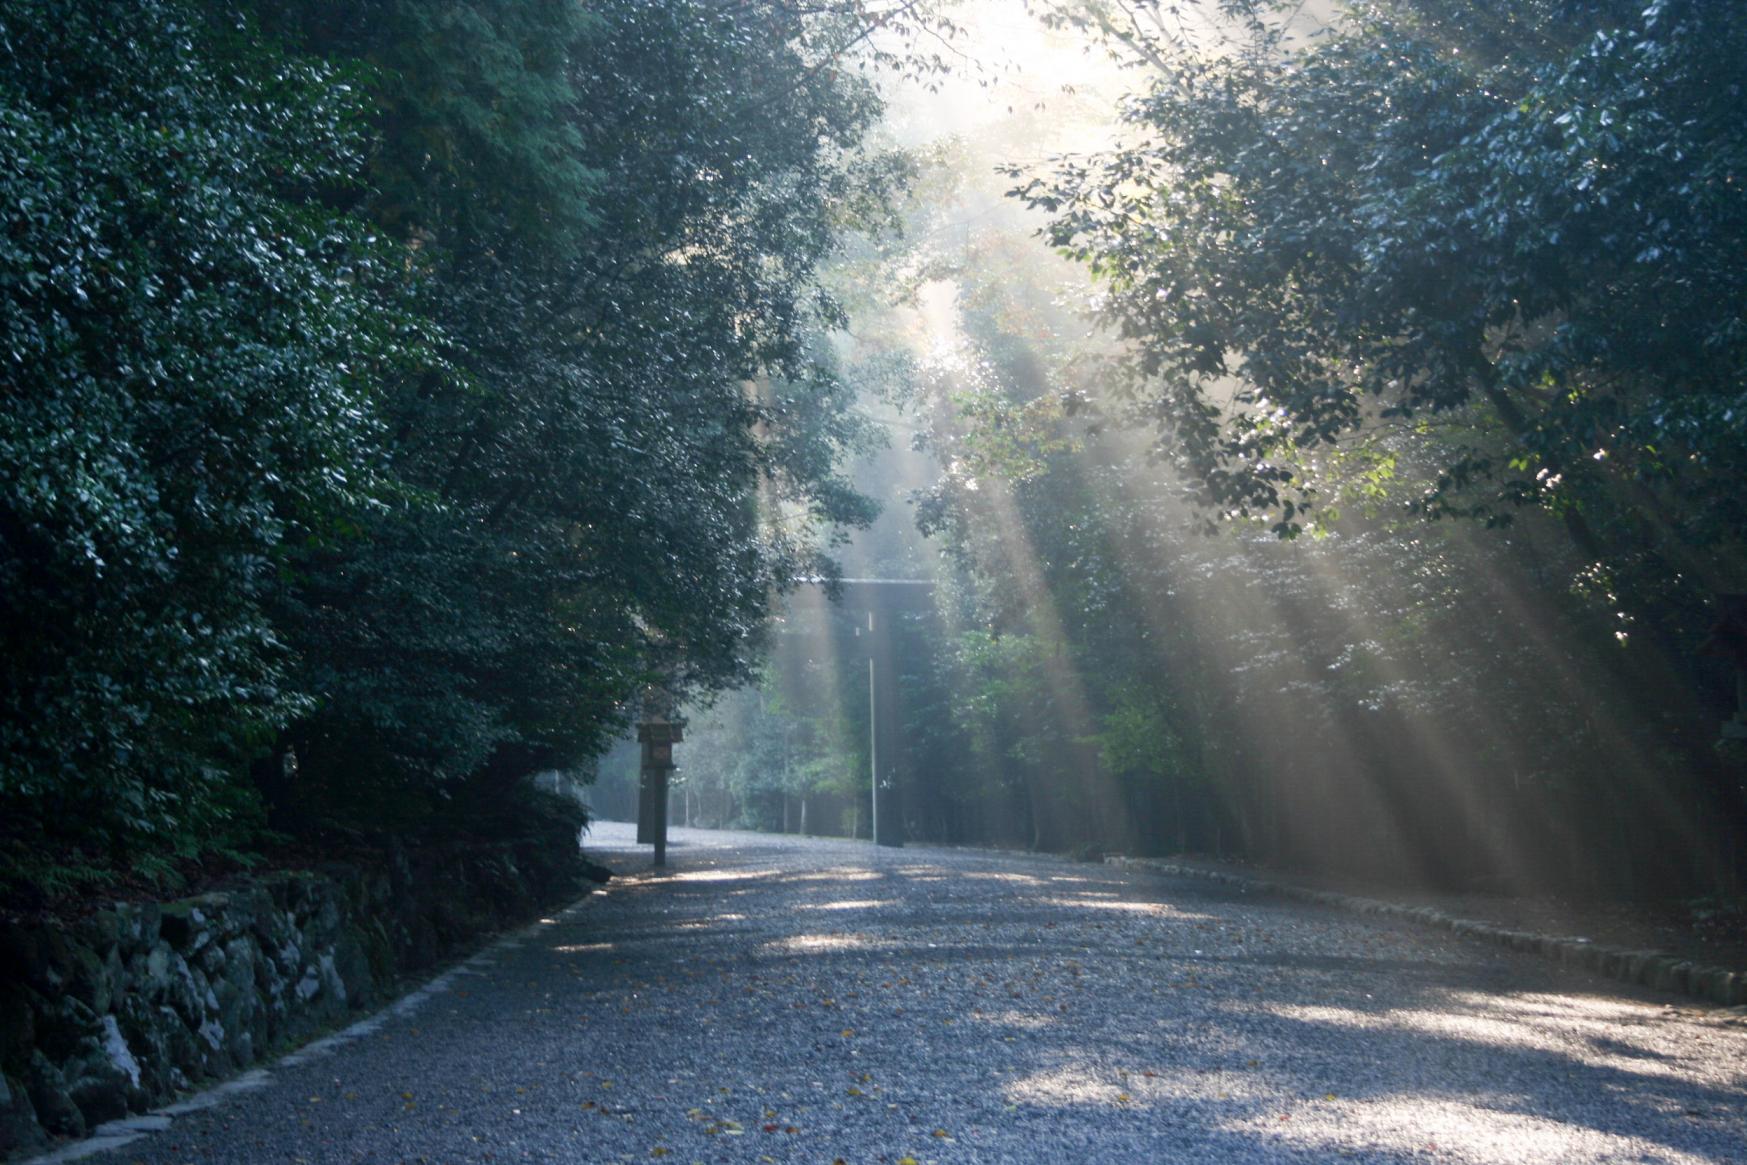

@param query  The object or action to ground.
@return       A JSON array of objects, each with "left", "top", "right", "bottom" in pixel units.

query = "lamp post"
[
  {"left": 787, "top": 577, "right": 933, "bottom": 847},
  {"left": 845, "top": 579, "right": 933, "bottom": 848}
]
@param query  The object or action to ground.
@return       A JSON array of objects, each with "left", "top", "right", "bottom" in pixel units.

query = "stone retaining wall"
[
  {"left": 1108, "top": 856, "right": 1747, "bottom": 1008},
  {"left": 0, "top": 838, "right": 605, "bottom": 1157}
]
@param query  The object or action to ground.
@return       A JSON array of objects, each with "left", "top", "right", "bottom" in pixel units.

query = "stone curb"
[{"left": 1106, "top": 856, "right": 1747, "bottom": 1009}]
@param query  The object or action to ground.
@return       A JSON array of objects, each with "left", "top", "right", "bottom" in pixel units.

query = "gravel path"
[{"left": 79, "top": 823, "right": 1747, "bottom": 1164}]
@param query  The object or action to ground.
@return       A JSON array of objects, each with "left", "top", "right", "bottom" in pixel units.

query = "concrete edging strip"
[{"left": 1106, "top": 856, "right": 1747, "bottom": 1009}]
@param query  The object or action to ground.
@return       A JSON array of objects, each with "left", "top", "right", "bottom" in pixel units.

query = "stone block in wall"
[
  {"left": 0, "top": 829, "right": 594, "bottom": 1157},
  {"left": 113, "top": 902, "right": 161, "bottom": 952},
  {"left": 23, "top": 1052, "right": 81, "bottom": 1139},
  {"left": 156, "top": 903, "right": 206, "bottom": 953},
  {"left": 113, "top": 997, "right": 179, "bottom": 1099},
  {"left": 34, "top": 995, "right": 99, "bottom": 1067},
  {"left": 153, "top": 1005, "right": 200, "bottom": 1088},
  {"left": 0, "top": 1072, "right": 47, "bottom": 1157},
  {"left": 60, "top": 1024, "right": 134, "bottom": 1127},
  {"left": 0, "top": 983, "right": 35, "bottom": 1080},
  {"left": 331, "top": 929, "right": 374, "bottom": 1010}
]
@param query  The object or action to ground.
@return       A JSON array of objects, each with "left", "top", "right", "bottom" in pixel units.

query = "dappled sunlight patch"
[
  {"left": 960, "top": 871, "right": 1047, "bottom": 886},
  {"left": 783, "top": 868, "right": 885, "bottom": 884},
  {"left": 552, "top": 942, "right": 616, "bottom": 955},
  {"left": 1258, "top": 1000, "right": 1725, "bottom": 1084},
  {"left": 797, "top": 898, "right": 899, "bottom": 912},
  {"left": 1004, "top": 1066, "right": 1129, "bottom": 1108},
  {"left": 1240, "top": 1095, "right": 1725, "bottom": 1165},
  {"left": 965, "top": 1008, "right": 1055, "bottom": 1031},
  {"left": 1009, "top": 1057, "right": 1267, "bottom": 1111},
  {"left": 670, "top": 912, "right": 747, "bottom": 929},
  {"left": 999, "top": 1060, "right": 1258, "bottom": 1110},
  {"left": 764, "top": 933, "right": 895, "bottom": 954},
  {"left": 1264, "top": 1001, "right": 1540, "bottom": 1047},
  {"left": 1447, "top": 990, "right": 1656, "bottom": 1026},
  {"left": 670, "top": 867, "right": 784, "bottom": 883},
  {"left": 1036, "top": 896, "right": 1174, "bottom": 914}
]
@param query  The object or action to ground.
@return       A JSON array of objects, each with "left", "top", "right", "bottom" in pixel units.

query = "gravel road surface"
[{"left": 78, "top": 823, "right": 1747, "bottom": 1164}]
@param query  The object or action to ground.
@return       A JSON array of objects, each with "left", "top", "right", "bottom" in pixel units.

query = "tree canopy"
[
  {"left": 6, "top": 0, "right": 1746, "bottom": 904},
  {"left": 1014, "top": 0, "right": 1747, "bottom": 596},
  {"left": 0, "top": 0, "right": 937, "bottom": 899}
]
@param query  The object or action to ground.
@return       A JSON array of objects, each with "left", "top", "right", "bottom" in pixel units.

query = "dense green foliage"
[
  {"left": 260, "top": 0, "right": 902, "bottom": 827},
  {"left": 8, "top": 0, "right": 1745, "bottom": 906},
  {"left": 0, "top": 0, "right": 924, "bottom": 901},
  {"left": 1018, "top": 0, "right": 1747, "bottom": 574},
  {"left": 0, "top": 0, "right": 413, "bottom": 888}
]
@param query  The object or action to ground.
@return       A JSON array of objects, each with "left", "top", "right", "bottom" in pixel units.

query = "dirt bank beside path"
[{"left": 52, "top": 823, "right": 1747, "bottom": 1164}]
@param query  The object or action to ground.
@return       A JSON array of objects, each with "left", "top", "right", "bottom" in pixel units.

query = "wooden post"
[
  {"left": 636, "top": 765, "right": 657, "bottom": 845},
  {"left": 637, "top": 688, "right": 684, "bottom": 867},
  {"left": 1698, "top": 596, "right": 1747, "bottom": 784},
  {"left": 651, "top": 760, "right": 670, "bottom": 867}
]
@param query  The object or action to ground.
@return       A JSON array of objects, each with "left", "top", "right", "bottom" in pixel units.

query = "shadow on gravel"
[{"left": 1187, "top": 1000, "right": 1747, "bottom": 1157}]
